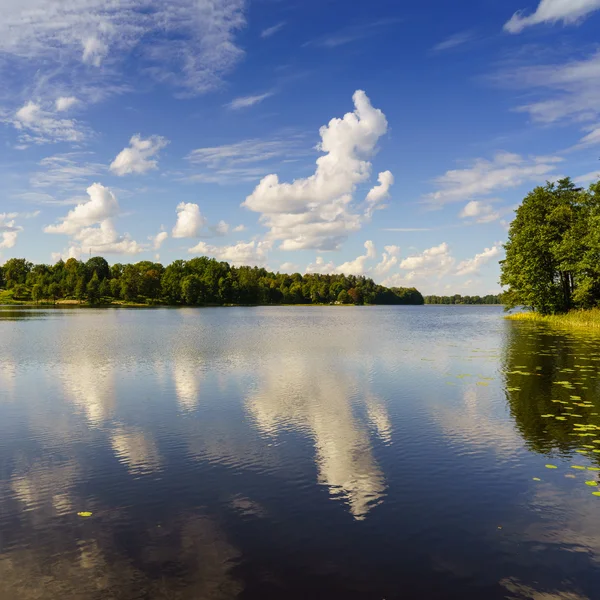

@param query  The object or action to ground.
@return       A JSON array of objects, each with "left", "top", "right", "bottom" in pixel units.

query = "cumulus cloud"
[
  {"left": 44, "top": 183, "right": 144, "bottom": 257},
  {"left": 55, "top": 96, "right": 79, "bottom": 112},
  {"left": 459, "top": 200, "right": 501, "bottom": 223},
  {"left": 398, "top": 242, "right": 455, "bottom": 280},
  {"left": 279, "top": 261, "right": 299, "bottom": 273},
  {"left": 172, "top": 202, "right": 206, "bottom": 238},
  {"left": 365, "top": 170, "right": 394, "bottom": 218},
  {"left": 70, "top": 220, "right": 145, "bottom": 255},
  {"left": 426, "top": 152, "right": 561, "bottom": 205},
  {"left": 152, "top": 231, "right": 168, "bottom": 250},
  {"left": 504, "top": 0, "right": 600, "bottom": 33},
  {"left": 0, "top": 0, "right": 247, "bottom": 96},
  {"left": 305, "top": 241, "right": 395, "bottom": 278},
  {"left": 242, "top": 90, "right": 390, "bottom": 251},
  {"left": 334, "top": 241, "right": 377, "bottom": 276},
  {"left": 109, "top": 134, "right": 169, "bottom": 176},
  {"left": 232, "top": 224, "right": 246, "bottom": 232},
  {"left": 456, "top": 244, "right": 502, "bottom": 276},
  {"left": 44, "top": 183, "right": 118, "bottom": 235},
  {"left": 305, "top": 256, "right": 337, "bottom": 275},
  {"left": 226, "top": 92, "right": 273, "bottom": 110},
  {"left": 211, "top": 220, "right": 230, "bottom": 235},
  {"left": 188, "top": 240, "right": 272, "bottom": 266},
  {"left": 0, "top": 214, "right": 23, "bottom": 249},
  {"left": 8, "top": 100, "right": 85, "bottom": 144},
  {"left": 373, "top": 245, "right": 400, "bottom": 277}
]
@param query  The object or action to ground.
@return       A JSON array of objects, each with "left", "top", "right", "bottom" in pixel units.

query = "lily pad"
[
  {"left": 545, "top": 464, "right": 558, "bottom": 469},
  {"left": 77, "top": 512, "right": 93, "bottom": 518}
]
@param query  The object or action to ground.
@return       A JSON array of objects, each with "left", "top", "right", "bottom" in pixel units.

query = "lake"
[{"left": 1, "top": 305, "right": 600, "bottom": 599}]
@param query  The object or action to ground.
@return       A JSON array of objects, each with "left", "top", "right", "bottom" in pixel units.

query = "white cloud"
[
  {"left": 8, "top": 100, "right": 85, "bottom": 144},
  {"left": 212, "top": 220, "right": 230, "bottom": 235},
  {"left": 0, "top": 214, "right": 23, "bottom": 249},
  {"left": 44, "top": 183, "right": 144, "bottom": 257},
  {"left": 305, "top": 256, "right": 336, "bottom": 275},
  {"left": 186, "top": 136, "right": 307, "bottom": 184},
  {"left": 109, "top": 134, "right": 169, "bottom": 176},
  {"left": 365, "top": 170, "right": 394, "bottom": 218},
  {"left": 373, "top": 245, "right": 400, "bottom": 277},
  {"left": 44, "top": 182, "right": 119, "bottom": 235},
  {"left": 31, "top": 153, "right": 105, "bottom": 192},
  {"left": 426, "top": 152, "right": 561, "bottom": 205},
  {"left": 232, "top": 224, "right": 246, "bottom": 232},
  {"left": 279, "top": 261, "right": 299, "bottom": 273},
  {"left": 504, "top": 0, "right": 600, "bottom": 33},
  {"left": 152, "top": 231, "right": 168, "bottom": 250},
  {"left": 55, "top": 96, "right": 79, "bottom": 112},
  {"left": 0, "top": 0, "right": 247, "bottom": 96},
  {"left": 574, "top": 170, "right": 600, "bottom": 184},
  {"left": 260, "top": 22, "right": 285, "bottom": 38},
  {"left": 456, "top": 244, "right": 502, "bottom": 276},
  {"left": 242, "top": 90, "right": 390, "bottom": 251},
  {"left": 172, "top": 202, "right": 207, "bottom": 238},
  {"left": 82, "top": 35, "right": 108, "bottom": 66},
  {"left": 459, "top": 200, "right": 501, "bottom": 223},
  {"left": 494, "top": 50, "right": 600, "bottom": 124},
  {"left": 574, "top": 124, "right": 600, "bottom": 148},
  {"left": 334, "top": 241, "right": 377, "bottom": 276},
  {"left": 71, "top": 220, "right": 145, "bottom": 255},
  {"left": 226, "top": 92, "right": 273, "bottom": 110},
  {"left": 431, "top": 31, "right": 475, "bottom": 52},
  {"left": 398, "top": 242, "right": 455, "bottom": 281},
  {"left": 188, "top": 240, "right": 272, "bottom": 266}
]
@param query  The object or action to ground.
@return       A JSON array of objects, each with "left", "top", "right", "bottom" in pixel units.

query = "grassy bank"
[{"left": 506, "top": 308, "right": 600, "bottom": 330}]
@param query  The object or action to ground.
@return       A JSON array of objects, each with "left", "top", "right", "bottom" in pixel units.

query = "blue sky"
[{"left": 1, "top": 0, "right": 599, "bottom": 295}]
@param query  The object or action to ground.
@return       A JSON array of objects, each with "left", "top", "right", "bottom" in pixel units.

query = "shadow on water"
[{"left": 503, "top": 321, "right": 600, "bottom": 458}]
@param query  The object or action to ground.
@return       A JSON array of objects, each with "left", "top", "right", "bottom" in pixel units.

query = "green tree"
[
  {"left": 48, "top": 282, "right": 60, "bottom": 304},
  {"left": 75, "top": 277, "right": 86, "bottom": 303},
  {"left": 2, "top": 258, "right": 32, "bottom": 288},
  {"left": 86, "top": 256, "right": 110, "bottom": 280},
  {"left": 86, "top": 273, "right": 101, "bottom": 304},
  {"left": 181, "top": 274, "right": 202, "bottom": 305},
  {"left": 337, "top": 289, "right": 350, "bottom": 304},
  {"left": 31, "top": 283, "right": 43, "bottom": 304},
  {"left": 501, "top": 178, "right": 600, "bottom": 314}
]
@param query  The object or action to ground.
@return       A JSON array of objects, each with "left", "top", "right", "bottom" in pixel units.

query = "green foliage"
[
  {"left": 501, "top": 178, "right": 600, "bottom": 314},
  {"left": 1, "top": 254, "right": 425, "bottom": 307},
  {"left": 424, "top": 294, "right": 502, "bottom": 305}
]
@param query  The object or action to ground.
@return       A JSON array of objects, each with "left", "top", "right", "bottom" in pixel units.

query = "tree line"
[
  {"left": 424, "top": 294, "right": 502, "bottom": 305},
  {"left": 501, "top": 177, "right": 600, "bottom": 315},
  {"left": 0, "top": 256, "right": 425, "bottom": 306}
]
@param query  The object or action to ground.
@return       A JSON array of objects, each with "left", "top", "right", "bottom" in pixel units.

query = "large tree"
[{"left": 501, "top": 178, "right": 600, "bottom": 314}]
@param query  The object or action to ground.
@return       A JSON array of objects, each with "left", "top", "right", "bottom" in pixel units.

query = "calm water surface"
[{"left": 1, "top": 305, "right": 600, "bottom": 599}]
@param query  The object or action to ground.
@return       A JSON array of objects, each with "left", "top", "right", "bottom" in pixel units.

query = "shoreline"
[{"left": 505, "top": 309, "right": 600, "bottom": 330}]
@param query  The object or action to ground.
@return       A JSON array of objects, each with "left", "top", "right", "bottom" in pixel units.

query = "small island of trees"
[{"left": 0, "top": 256, "right": 425, "bottom": 307}]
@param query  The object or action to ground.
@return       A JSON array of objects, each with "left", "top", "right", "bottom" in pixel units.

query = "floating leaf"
[
  {"left": 588, "top": 467, "right": 600, "bottom": 471},
  {"left": 592, "top": 492, "right": 600, "bottom": 496},
  {"left": 571, "top": 465, "right": 586, "bottom": 470},
  {"left": 532, "top": 477, "right": 541, "bottom": 481},
  {"left": 585, "top": 481, "right": 598, "bottom": 486},
  {"left": 545, "top": 464, "right": 558, "bottom": 469},
  {"left": 77, "top": 512, "right": 93, "bottom": 518}
]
